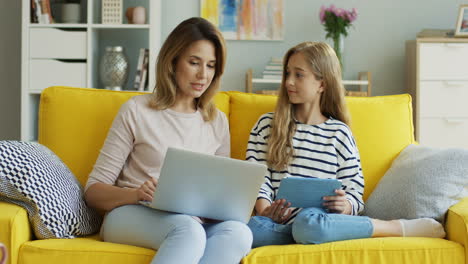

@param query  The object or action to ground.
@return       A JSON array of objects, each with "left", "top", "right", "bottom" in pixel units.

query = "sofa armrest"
[
  {"left": 446, "top": 197, "right": 468, "bottom": 264},
  {"left": 0, "top": 202, "right": 32, "bottom": 264}
]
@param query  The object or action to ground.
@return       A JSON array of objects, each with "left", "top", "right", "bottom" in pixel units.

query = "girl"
[
  {"left": 246, "top": 41, "right": 445, "bottom": 247},
  {"left": 84, "top": 17, "right": 252, "bottom": 263}
]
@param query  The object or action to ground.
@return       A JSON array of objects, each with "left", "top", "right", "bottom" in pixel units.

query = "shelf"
[
  {"left": 22, "top": 0, "right": 161, "bottom": 141},
  {"left": 252, "top": 78, "right": 369, "bottom": 86},
  {"left": 29, "top": 24, "right": 151, "bottom": 29},
  {"left": 29, "top": 90, "right": 43, "bottom": 95},
  {"left": 29, "top": 23, "right": 88, "bottom": 28},
  {"left": 246, "top": 69, "right": 372, "bottom": 97},
  {"left": 91, "top": 24, "right": 150, "bottom": 29}
]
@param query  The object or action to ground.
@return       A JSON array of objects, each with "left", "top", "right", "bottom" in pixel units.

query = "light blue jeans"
[
  {"left": 101, "top": 205, "right": 253, "bottom": 264},
  {"left": 247, "top": 207, "right": 373, "bottom": 248}
]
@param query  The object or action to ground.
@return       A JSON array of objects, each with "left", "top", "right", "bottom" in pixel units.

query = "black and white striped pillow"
[{"left": 0, "top": 141, "right": 102, "bottom": 239}]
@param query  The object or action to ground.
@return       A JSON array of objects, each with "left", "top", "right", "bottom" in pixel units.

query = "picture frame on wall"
[
  {"left": 200, "top": 0, "right": 284, "bottom": 41},
  {"left": 455, "top": 4, "right": 468, "bottom": 37}
]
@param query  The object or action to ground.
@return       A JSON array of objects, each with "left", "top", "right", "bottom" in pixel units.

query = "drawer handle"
[
  {"left": 55, "top": 59, "right": 86, "bottom": 63},
  {"left": 443, "top": 81, "right": 465, "bottom": 87},
  {"left": 444, "top": 118, "right": 465, "bottom": 124},
  {"left": 444, "top": 43, "right": 464, "bottom": 48}
]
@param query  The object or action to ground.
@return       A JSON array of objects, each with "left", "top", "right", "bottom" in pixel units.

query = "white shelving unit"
[
  {"left": 245, "top": 69, "right": 372, "bottom": 96},
  {"left": 407, "top": 29, "right": 468, "bottom": 149},
  {"left": 21, "top": 0, "right": 161, "bottom": 142}
]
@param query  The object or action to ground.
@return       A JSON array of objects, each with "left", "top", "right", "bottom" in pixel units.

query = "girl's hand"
[
  {"left": 258, "top": 199, "right": 292, "bottom": 224},
  {"left": 323, "top": 189, "right": 352, "bottom": 214},
  {"left": 135, "top": 178, "right": 158, "bottom": 203}
]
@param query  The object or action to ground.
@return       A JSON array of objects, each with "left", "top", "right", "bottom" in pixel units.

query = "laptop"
[{"left": 141, "top": 147, "right": 267, "bottom": 223}]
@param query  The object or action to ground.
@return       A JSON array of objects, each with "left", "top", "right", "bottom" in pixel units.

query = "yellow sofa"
[{"left": 1, "top": 86, "right": 467, "bottom": 264}]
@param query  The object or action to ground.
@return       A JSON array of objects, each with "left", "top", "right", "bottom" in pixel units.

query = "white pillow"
[
  {"left": 364, "top": 144, "right": 468, "bottom": 223},
  {"left": 0, "top": 141, "right": 102, "bottom": 239}
]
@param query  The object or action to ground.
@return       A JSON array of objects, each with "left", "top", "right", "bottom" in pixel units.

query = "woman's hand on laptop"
[
  {"left": 135, "top": 178, "right": 158, "bottom": 203},
  {"left": 258, "top": 199, "right": 292, "bottom": 224}
]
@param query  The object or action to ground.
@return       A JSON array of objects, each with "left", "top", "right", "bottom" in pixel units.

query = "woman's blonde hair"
[
  {"left": 267, "top": 41, "right": 350, "bottom": 170},
  {"left": 150, "top": 17, "right": 226, "bottom": 121}
]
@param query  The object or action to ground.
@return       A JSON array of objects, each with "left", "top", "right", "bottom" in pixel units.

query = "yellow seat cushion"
[
  {"left": 227, "top": 91, "right": 278, "bottom": 160},
  {"left": 39, "top": 87, "right": 230, "bottom": 187},
  {"left": 19, "top": 235, "right": 155, "bottom": 264},
  {"left": 346, "top": 94, "right": 415, "bottom": 199},
  {"left": 242, "top": 237, "right": 464, "bottom": 264},
  {"left": 227, "top": 92, "right": 415, "bottom": 199}
]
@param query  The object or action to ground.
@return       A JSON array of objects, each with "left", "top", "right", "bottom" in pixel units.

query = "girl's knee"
[{"left": 292, "top": 210, "right": 331, "bottom": 244}]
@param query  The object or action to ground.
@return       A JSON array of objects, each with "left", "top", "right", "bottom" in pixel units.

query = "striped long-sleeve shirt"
[{"left": 246, "top": 112, "right": 365, "bottom": 224}]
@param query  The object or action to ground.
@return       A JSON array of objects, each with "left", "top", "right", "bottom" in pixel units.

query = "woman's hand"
[
  {"left": 135, "top": 178, "right": 158, "bottom": 203},
  {"left": 323, "top": 189, "right": 352, "bottom": 214},
  {"left": 258, "top": 199, "right": 292, "bottom": 224}
]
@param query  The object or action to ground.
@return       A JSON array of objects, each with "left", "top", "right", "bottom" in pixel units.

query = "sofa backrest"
[{"left": 39, "top": 87, "right": 415, "bottom": 200}]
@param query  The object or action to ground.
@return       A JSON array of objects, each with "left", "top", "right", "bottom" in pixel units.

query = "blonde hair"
[
  {"left": 267, "top": 42, "right": 350, "bottom": 170},
  {"left": 150, "top": 17, "right": 226, "bottom": 121}
]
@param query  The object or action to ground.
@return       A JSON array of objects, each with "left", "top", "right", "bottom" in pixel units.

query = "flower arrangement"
[{"left": 319, "top": 5, "right": 358, "bottom": 67}]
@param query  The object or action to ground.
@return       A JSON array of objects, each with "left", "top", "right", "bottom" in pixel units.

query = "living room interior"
[
  {"left": 1, "top": 1, "right": 468, "bottom": 264},
  {"left": 1, "top": 0, "right": 467, "bottom": 140}
]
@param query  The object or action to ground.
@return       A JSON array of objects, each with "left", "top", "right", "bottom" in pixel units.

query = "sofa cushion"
[
  {"left": 227, "top": 92, "right": 415, "bottom": 199},
  {"left": 243, "top": 237, "right": 463, "bottom": 264},
  {"left": 39, "top": 86, "right": 230, "bottom": 187},
  {"left": 227, "top": 91, "right": 277, "bottom": 160},
  {"left": 364, "top": 144, "right": 468, "bottom": 223},
  {"left": 18, "top": 236, "right": 464, "bottom": 264},
  {"left": 345, "top": 94, "right": 415, "bottom": 199},
  {"left": 19, "top": 235, "right": 155, "bottom": 264},
  {"left": 0, "top": 141, "right": 102, "bottom": 239}
]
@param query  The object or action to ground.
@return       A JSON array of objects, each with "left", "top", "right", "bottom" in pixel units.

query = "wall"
[
  {"left": 162, "top": 0, "right": 466, "bottom": 95},
  {"left": 0, "top": 1, "right": 21, "bottom": 140}
]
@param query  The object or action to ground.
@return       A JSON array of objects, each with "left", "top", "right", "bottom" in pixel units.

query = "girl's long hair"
[
  {"left": 150, "top": 17, "right": 226, "bottom": 121},
  {"left": 267, "top": 42, "right": 350, "bottom": 170}
]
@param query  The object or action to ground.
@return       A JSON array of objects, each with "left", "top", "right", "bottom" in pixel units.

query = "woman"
[
  {"left": 246, "top": 41, "right": 446, "bottom": 247},
  {"left": 85, "top": 17, "right": 252, "bottom": 264}
]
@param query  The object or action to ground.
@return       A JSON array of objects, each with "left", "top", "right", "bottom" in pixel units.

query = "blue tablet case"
[{"left": 275, "top": 177, "right": 342, "bottom": 208}]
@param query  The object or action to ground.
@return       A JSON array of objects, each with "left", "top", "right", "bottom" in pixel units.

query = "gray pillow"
[
  {"left": 0, "top": 141, "right": 102, "bottom": 239},
  {"left": 364, "top": 144, "right": 468, "bottom": 223}
]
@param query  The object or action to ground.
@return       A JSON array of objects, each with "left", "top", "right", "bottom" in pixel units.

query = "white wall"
[
  {"left": 0, "top": 1, "right": 21, "bottom": 140},
  {"left": 162, "top": 0, "right": 466, "bottom": 95},
  {"left": 0, "top": 1, "right": 465, "bottom": 139}
]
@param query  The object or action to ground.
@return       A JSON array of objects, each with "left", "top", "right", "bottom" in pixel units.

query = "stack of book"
[
  {"left": 31, "top": 0, "right": 54, "bottom": 24},
  {"left": 133, "top": 48, "right": 149, "bottom": 91},
  {"left": 262, "top": 57, "right": 283, "bottom": 80}
]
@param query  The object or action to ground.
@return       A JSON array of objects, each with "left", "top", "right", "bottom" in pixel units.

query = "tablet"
[{"left": 275, "top": 177, "right": 342, "bottom": 208}]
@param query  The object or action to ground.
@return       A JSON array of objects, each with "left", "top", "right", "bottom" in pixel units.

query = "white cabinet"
[
  {"left": 21, "top": 0, "right": 161, "bottom": 141},
  {"left": 407, "top": 30, "right": 468, "bottom": 149}
]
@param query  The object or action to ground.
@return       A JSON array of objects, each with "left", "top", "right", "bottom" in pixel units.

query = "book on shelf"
[
  {"left": 133, "top": 48, "right": 149, "bottom": 91},
  {"left": 33, "top": 0, "right": 54, "bottom": 24},
  {"left": 263, "top": 75, "right": 282, "bottom": 80},
  {"left": 264, "top": 65, "right": 282, "bottom": 71},
  {"left": 139, "top": 49, "right": 150, "bottom": 91},
  {"left": 261, "top": 56, "right": 283, "bottom": 79},
  {"left": 262, "top": 70, "right": 282, "bottom": 75},
  {"left": 31, "top": 0, "right": 38, "bottom": 23},
  {"left": 270, "top": 57, "right": 283, "bottom": 64}
]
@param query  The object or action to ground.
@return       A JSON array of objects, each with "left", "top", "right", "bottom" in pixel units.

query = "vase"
[
  {"left": 332, "top": 34, "right": 345, "bottom": 71},
  {"left": 99, "top": 46, "right": 129, "bottom": 90}
]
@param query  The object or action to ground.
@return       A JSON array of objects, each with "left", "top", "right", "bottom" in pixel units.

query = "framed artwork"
[
  {"left": 455, "top": 4, "right": 468, "bottom": 37},
  {"left": 200, "top": 0, "right": 284, "bottom": 41}
]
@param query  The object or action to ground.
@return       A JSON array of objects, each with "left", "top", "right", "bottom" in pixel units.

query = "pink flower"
[
  {"left": 318, "top": 5, "right": 358, "bottom": 38},
  {"left": 319, "top": 6, "right": 326, "bottom": 23}
]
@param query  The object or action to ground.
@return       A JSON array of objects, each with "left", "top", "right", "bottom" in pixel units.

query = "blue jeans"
[
  {"left": 247, "top": 207, "right": 373, "bottom": 248},
  {"left": 101, "top": 205, "right": 253, "bottom": 264}
]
